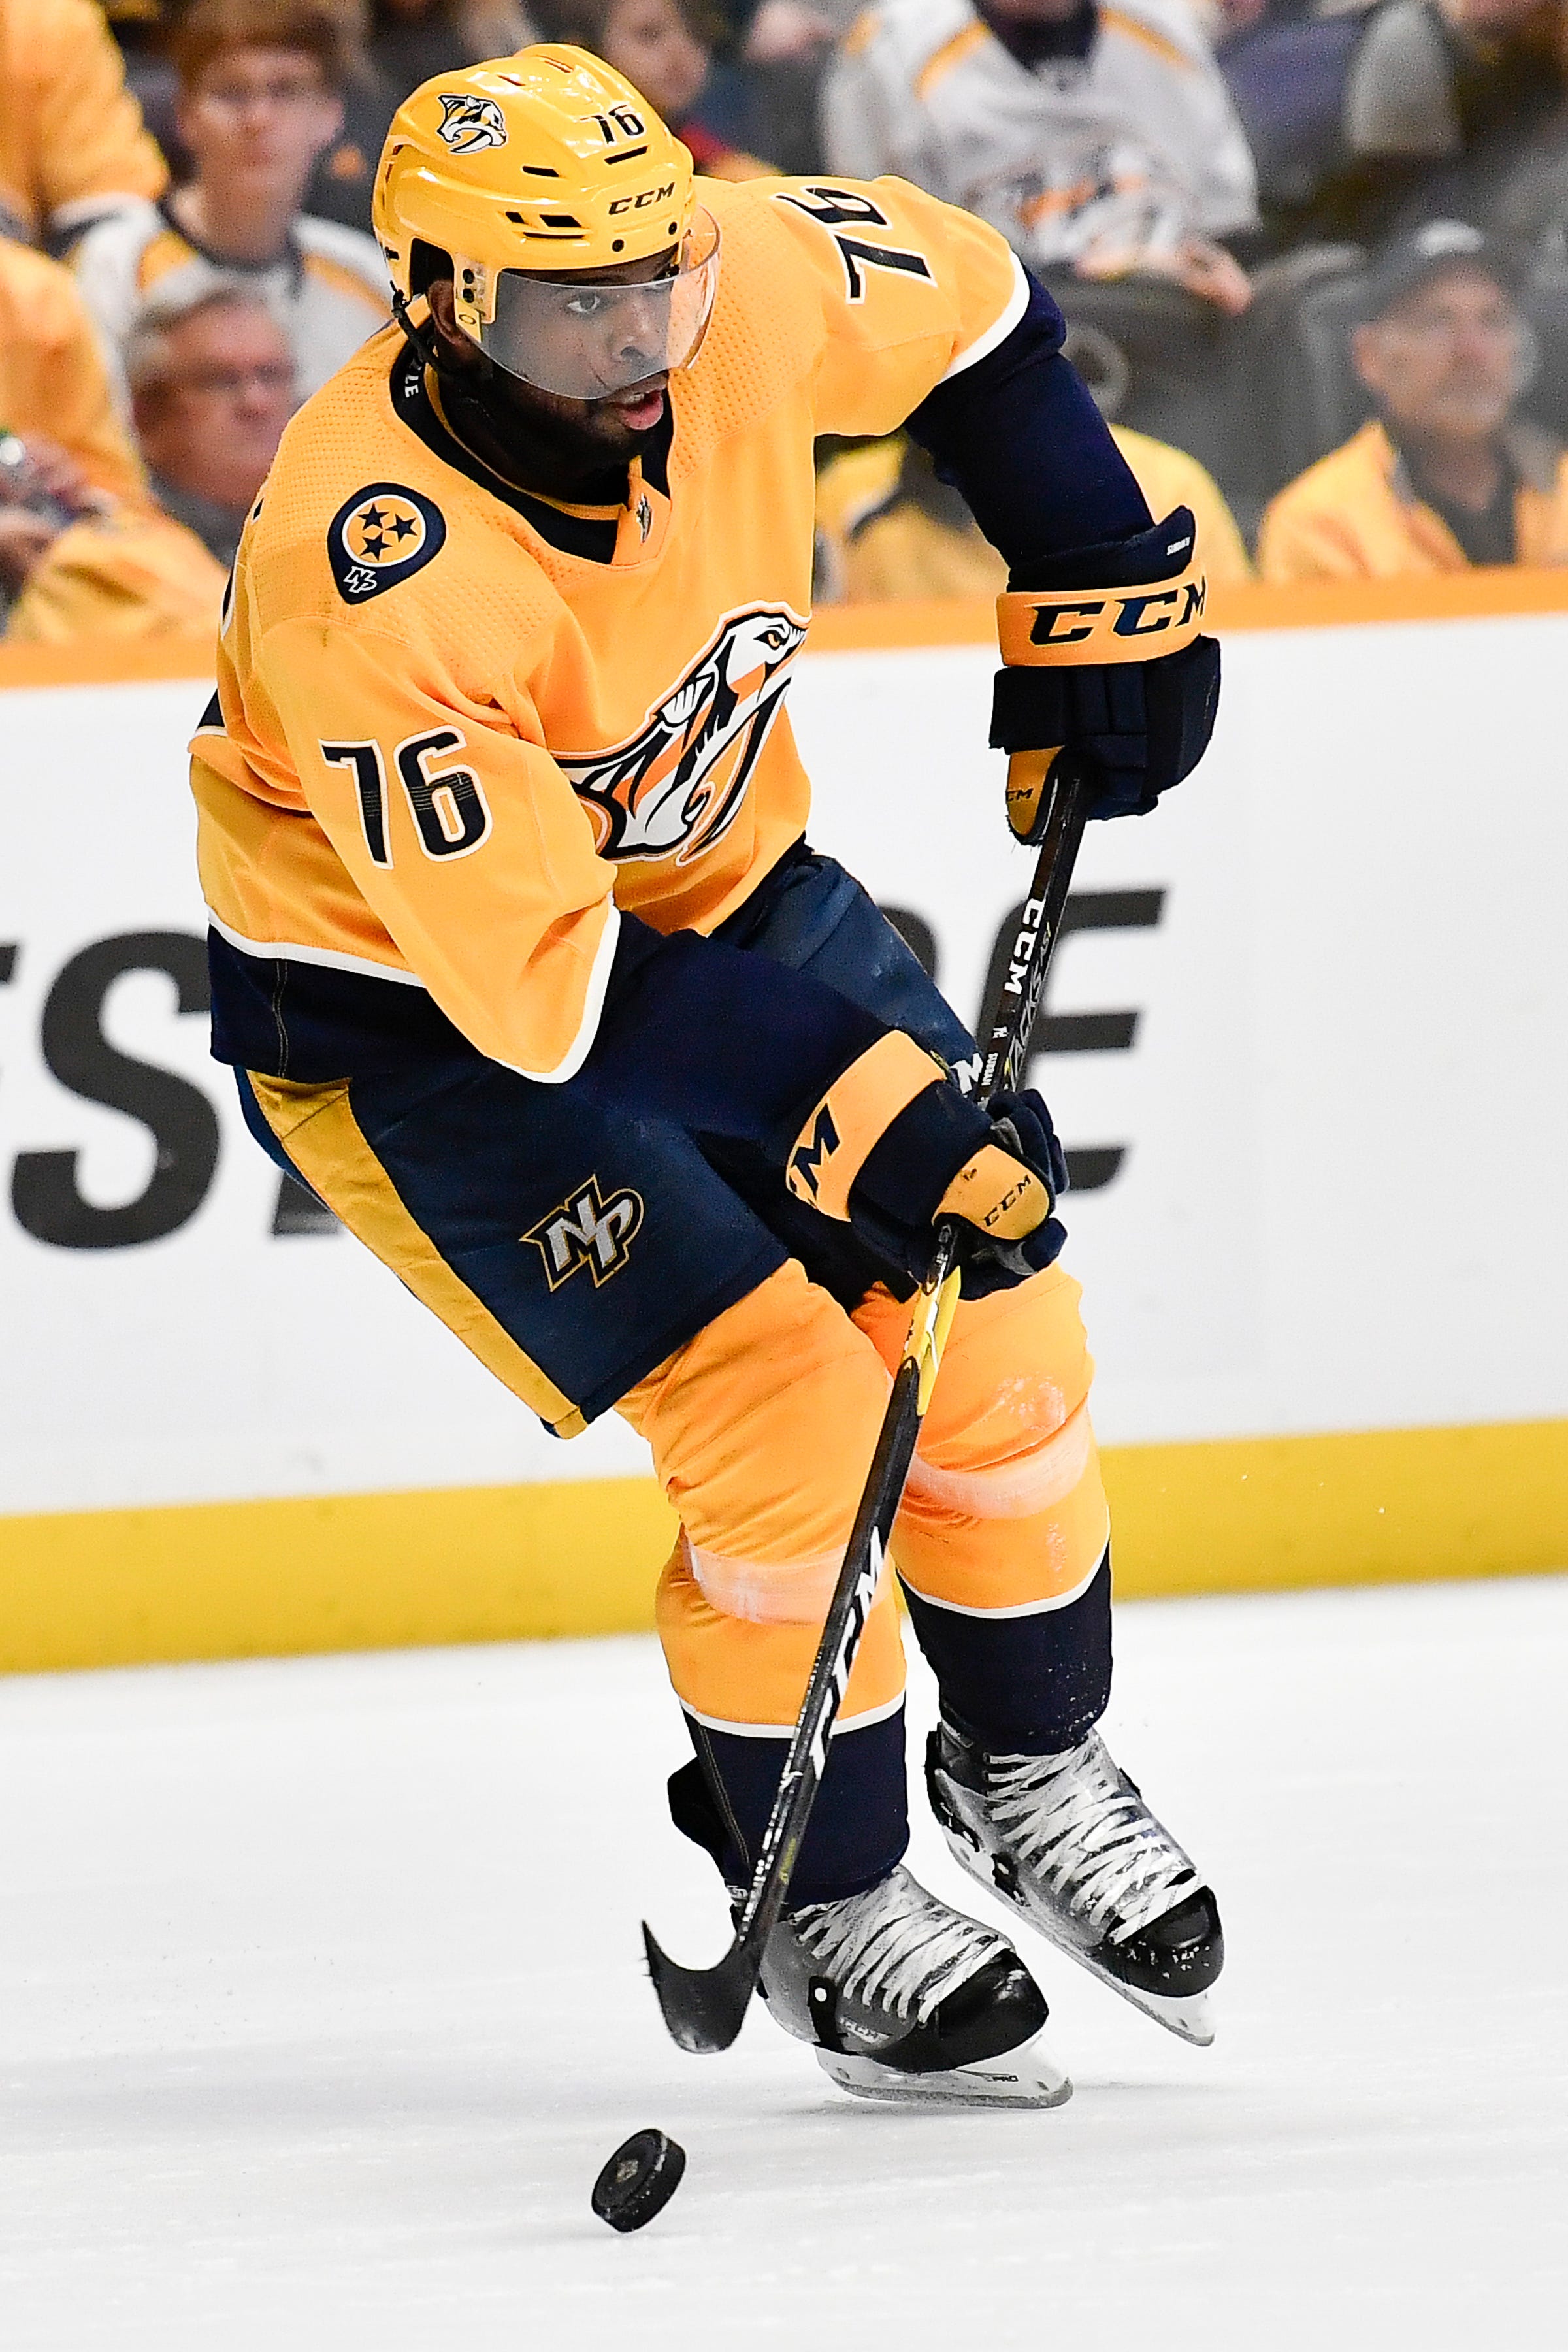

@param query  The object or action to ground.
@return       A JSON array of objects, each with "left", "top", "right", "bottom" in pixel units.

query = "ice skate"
[
  {"left": 755, "top": 1863, "right": 1072, "bottom": 2108},
  {"left": 927, "top": 1722, "right": 1223, "bottom": 2046}
]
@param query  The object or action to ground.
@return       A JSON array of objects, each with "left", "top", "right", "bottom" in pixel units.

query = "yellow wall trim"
[
  {"left": 2, "top": 1418, "right": 1561, "bottom": 1674},
  {"left": 1103, "top": 1418, "right": 1566, "bottom": 1599}
]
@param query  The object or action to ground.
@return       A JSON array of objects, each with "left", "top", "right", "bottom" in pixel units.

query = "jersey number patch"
[
  {"left": 321, "top": 728, "right": 493, "bottom": 865},
  {"left": 774, "top": 186, "right": 936, "bottom": 302}
]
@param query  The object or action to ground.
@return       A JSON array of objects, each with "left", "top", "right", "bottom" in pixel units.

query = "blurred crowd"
[{"left": 5, "top": 0, "right": 1568, "bottom": 641}]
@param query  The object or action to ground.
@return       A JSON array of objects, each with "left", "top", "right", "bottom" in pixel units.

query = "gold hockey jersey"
[
  {"left": 6, "top": 499, "right": 225, "bottom": 642},
  {"left": 0, "top": 0, "right": 166, "bottom": 249},
  {"left": 191, "top": 174, "right": 1022, "bottom": 1083}
]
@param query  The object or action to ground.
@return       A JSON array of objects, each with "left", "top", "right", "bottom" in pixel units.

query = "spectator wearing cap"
[
  {"left": 7, "top": 280, "right": 296, "bottom": 640},
  {"left": 73, "top": 0, "right": 388, "bottom": 408},
  {"left": 815, "top": 425, "right": 1250, "bottom": 602},
  {"left": 821, "top": 0, "right": 1260, "bottom": 314},
  {"left": 1258, "top": 221, "right": 1568, "bottom": 579},
  {"left": 0, "top": 233, "right": 146, "bottom": 613},
  {"left": 0, "top": 0, "right": 167, "bottom": 252}
]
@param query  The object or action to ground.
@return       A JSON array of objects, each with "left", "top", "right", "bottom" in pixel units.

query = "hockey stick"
[{"left": 644, "top": 757, "right": 1093, "bottom": 2055}]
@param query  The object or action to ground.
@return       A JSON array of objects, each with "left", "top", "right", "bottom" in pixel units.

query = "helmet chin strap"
[{"left": 392, "top": 287, "right": 499, "bottom": 391}]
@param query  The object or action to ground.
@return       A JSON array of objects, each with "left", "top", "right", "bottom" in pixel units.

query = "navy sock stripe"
[
  {"left": 670, "top": 1705, "right": 910, "bottom": 1905},
  {"left": 903, "top": 1549, "right": 1113, "bottom": 1755}
]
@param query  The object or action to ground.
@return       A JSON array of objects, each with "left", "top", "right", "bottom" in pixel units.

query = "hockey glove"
[
  {"left": 945, "top": 1087, "right": 1070, "bottom": 1299},
  {"left": 990, "top": 506, "right": 1220, "bottom": 834},
  {"left": 785, "top": 1042, "right": 1066, "bottom": 1296}
]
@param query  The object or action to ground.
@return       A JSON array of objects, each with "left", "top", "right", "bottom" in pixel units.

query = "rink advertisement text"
[
  {"left": 0, "top": 892, "right": 1159, "bottom": 1254},
  {"left": 1, "top": 619, "right": 1563, "bottom": 1520}
]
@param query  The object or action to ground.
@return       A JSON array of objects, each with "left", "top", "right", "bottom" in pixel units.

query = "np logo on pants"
[{"left": 525, "top": 1176, "right": 644, "bottom": 1290}]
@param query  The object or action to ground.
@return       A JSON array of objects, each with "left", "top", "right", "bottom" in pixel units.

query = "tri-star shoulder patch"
[{"left": 328, "top": 483, "right": 446, "bottom": 604}]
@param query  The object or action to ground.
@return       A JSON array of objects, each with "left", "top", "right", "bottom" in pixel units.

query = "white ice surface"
[{"left": 3, "top": 1578, "right": 1565, "bottom": 2351}]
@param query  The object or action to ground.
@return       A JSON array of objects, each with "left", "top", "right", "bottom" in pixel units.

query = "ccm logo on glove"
[
  {"left": 999, "top": 577, "right": 1207, "bottom": 661},
  {"left": 939, "top": 1145, "right": 1051, "bottom": 1239},
  {"left": 991, "top": 507, "right": 1221, "bottom": 832}
]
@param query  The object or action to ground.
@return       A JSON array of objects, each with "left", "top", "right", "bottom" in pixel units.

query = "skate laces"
[
  {"left": 986, "top": 1732, "right": 1198, "bottom": 1944},
  {"left": 789, "top": 1866, "right": 1009, "bottom": 2025}
]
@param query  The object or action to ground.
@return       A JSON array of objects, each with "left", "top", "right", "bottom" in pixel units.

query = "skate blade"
[
  {"left": 1043, "top": 1933, "right": 1216, "bottom": 2046},
  {"left": 1096, "top": 1976, "right": 1214, "bottom": 2047},
  {"left": 816, "top": 2036, "right": 1073, "bottom": 2110}
]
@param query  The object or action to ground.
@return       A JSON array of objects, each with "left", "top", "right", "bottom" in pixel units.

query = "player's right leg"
[
  {"left": 619, "top": 1262, "right": 1068, "bottom": 2106},
  {"left": 233, "top": 1052, "right": 1063, "bottom": 2103}
]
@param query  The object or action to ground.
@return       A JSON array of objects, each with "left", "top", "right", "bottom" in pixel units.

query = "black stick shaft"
[{"left": 736, "top": 762, "right": 1090, "bottom": 1937}]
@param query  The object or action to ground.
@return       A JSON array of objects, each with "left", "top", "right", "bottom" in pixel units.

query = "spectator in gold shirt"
[
  {"left": 1259, "top": 221, "right": 1568, "bottom": 580},
  {"left": 7, "top": 279, "right": 295, "bottom": 642},
  {"left": 0, "top": 233, "right": 146, "bottom": 613},
  {"left": 0, "top": 0, "right": 167, "bottom": 251}
]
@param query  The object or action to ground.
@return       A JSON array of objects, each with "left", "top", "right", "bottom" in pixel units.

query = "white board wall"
[{"left": 1, "top": 612, "right": 1563, "bottom": 1518}]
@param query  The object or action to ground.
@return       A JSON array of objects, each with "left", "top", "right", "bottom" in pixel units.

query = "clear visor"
[{"left": 478, "top": 208, "right": 721, "bottom": 400}]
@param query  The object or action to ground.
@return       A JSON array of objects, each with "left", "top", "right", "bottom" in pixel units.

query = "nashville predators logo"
[
  {"left": 524, "top": 1176, "right": 644, "bottom": 1291},
  {"left": 328, "top": 482, "right": 446, "bottom": 603},
  {"left": 436, "top": 93, "right": 508, "bottom": 153},
  {"left": 560, "top": 606, "right": 809, "bottom": 864}
]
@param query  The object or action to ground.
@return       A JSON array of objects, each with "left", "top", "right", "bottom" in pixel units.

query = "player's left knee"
[
  {"left": 859, "top": 1260, "right": 1097, "bottom": 1522},
  {"left": 877, "top": 1264, "right": 1111, "bottom": 1610}
]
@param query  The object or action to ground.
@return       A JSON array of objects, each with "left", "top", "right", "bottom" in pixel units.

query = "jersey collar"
[{"left": 388, "top": 341, "right": 672, "bottom": 565}]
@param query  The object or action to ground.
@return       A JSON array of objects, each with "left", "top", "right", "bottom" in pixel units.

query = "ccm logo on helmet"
[
  {"left": 609, "top": 180, "right": 676, "bottom": 214},
  {"left": 436, "top": 93, "right": 508, "bottom": 153}
]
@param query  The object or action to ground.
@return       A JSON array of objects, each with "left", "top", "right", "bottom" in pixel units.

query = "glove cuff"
[
  {"left": 1007, "top": 509, "right": 1200, "bottom": 593},
  {"left": 784, "top": 1032, "right": 953, "bottom": 1223},
  {"left": 996, "top": 506, "right": 1207, "bottom": 670},
  {"left": 996, "top": 561, "right": 1207, "bottom": 670}
]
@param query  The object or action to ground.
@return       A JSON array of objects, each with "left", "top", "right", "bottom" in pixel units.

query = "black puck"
[{"left": 591, "top": 2127, "right": 687, "bottom": 2233}]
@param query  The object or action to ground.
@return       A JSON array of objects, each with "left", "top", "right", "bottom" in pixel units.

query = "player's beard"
[{"left": 436, "top": 355, "right": 668, "bottom": 504}]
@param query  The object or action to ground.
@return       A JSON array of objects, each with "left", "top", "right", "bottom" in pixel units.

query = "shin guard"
[{"left": 855, "top": 1263, "right": 1114, "bottom": 1754}]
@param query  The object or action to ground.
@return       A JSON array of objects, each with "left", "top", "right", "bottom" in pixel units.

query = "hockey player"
[{"left": 192, "top": 48, "right": 1224, "bottom": 2104}]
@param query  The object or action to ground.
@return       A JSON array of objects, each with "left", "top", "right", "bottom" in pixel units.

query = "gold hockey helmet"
[{"left": 374, "top": 49, "right": 719, "bottom": 398}]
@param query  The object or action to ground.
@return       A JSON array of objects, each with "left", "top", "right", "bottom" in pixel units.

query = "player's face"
[
  {"left": 1353, "top": 269, "right": 1522, "bottom": 442},
  {"left": 428, "top": 245, "right": 694, "bottom": 463}
]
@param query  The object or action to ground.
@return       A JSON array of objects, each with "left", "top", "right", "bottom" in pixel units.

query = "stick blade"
[{"left": 642, "top": 1921, "right": 757, "bottom": 2054}]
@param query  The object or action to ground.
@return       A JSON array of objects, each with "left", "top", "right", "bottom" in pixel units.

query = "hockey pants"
[{"left": 238, "top": 842, "right": 1115, "bottom": 1902}]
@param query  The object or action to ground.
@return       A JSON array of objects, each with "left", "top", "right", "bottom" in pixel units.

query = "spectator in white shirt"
[
  {"left": 73, "top": 0, "right": 388, "bottom": 406},
  {"left": 823, "top": 0, "right": 1260, "bottom": 311}
]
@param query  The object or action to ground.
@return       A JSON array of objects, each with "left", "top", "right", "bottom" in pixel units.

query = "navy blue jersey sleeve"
[{"left": 906, "top": 273, "right": 1152, "bottom": 574}]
